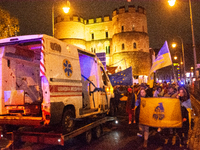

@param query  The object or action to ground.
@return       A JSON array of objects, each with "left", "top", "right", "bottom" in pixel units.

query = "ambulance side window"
[{"left": 100, "top": 67, "right": 108, "bottom": 86}]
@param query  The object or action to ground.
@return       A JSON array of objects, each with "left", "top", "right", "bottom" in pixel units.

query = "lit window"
[
  {"left": 122, "top": 43, "right": 125, "bottom": 50},
  {"left": 133, "top": 43, "right": 137, "bottom": 49}
]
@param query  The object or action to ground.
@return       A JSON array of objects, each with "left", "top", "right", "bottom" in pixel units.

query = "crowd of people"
[{"left": 113, "top": 81, "right": 192, "bottom": 148}]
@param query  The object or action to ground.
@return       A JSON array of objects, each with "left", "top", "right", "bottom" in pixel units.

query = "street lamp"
[
  {"left": 63, "top": 1, "right": 70, "bottom": 13},
  {"left": 168, "top": 0, "right": 197, "bottom": 78},
  {"left": 52, "top": 1, "right": 70, "bottom": 37},
  {"left": 174, "top": 56, "right": 177, "bottom": 60},
  {"left": 172, "top": 43, "right": 176, "bottom": 48},
  {"left": 168, "top": 0, "right": 176, "bottom": 7},
  {"left": 171, "top": 36, "right": 186, "bottom": 83}
]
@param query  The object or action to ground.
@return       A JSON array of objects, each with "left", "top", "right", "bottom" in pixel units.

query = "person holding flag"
[
  {"left": 148, "top": 41, "right": 173, "bottom": 88},
  {"left": 135, "top": 89, "right": 149, "bottom": 148}
]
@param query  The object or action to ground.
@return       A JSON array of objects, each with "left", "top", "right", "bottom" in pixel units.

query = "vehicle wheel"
[
  {"left": 93, "top": 125, "right": 102, "bottom": 139},
  {"left": 84, "top": 129, "right": 92, "bottom": 144},
  {"left": 62, "top": 109, "right": 75, "bottom": 133}
]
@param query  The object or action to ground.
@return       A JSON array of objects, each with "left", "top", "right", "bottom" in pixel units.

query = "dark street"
[{"left": 9, "top": 115, "right": 188, "bottom": 150}]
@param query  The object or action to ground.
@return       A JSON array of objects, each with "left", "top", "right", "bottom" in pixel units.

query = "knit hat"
[{"left": 128, "top": 88, "right": 132, "bottom": 92}]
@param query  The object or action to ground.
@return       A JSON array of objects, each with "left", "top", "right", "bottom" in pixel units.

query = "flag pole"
[
  {"left": 171, "top": 60, "right": 177, "bottom": 83},
  {"left": 124, "top": 58, "right": 127, "bottom": 69}
]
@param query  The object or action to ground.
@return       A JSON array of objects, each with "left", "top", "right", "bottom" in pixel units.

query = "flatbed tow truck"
[
  {"left": 0, "top": 116, "right": 117, "bottom": 149},
  {"left": 0, "top": 34, "right": 116, "bottom": 149}
]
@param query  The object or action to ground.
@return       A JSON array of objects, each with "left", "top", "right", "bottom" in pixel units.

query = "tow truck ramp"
[{"left": 1, "top": 116, "right": 116, "bottom": 149}]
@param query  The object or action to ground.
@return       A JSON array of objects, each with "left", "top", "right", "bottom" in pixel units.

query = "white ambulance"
[{"left": 0, "top": 34, "right": 114, "bottom": 133}]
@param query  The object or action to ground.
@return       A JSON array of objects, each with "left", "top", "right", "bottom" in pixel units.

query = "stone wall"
[
  {"left": 111, "top": 32, "right": 149, "bottom": 54},
  {"left": 112, "top": 51, "right": 151, "bottom": 76},
  {"left": 112, "top": 6, "right": 147, "bottom": 34}
]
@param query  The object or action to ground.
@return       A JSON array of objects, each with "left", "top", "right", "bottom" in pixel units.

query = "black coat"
[
  {"left": 181, "top": 106, "right": 189, "bottom": 130},
  {"left": 126, "top": 93, "right": 135, "bottom": 113}
]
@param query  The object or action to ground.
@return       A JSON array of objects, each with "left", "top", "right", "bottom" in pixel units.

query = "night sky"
[{"left": 0, "top": 0, "right": 200, "bottom": 70}]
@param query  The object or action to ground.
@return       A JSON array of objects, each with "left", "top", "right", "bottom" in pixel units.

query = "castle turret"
[
  {"left": 54, "top": 15, "right": 86, "bottom": 49},
  {"left": 111, "top": 6, "right": 150, "bottom": 77}
]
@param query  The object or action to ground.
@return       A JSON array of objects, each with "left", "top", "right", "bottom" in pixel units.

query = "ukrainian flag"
[
  {"left": 139, "top": 97, "right": 182, "bottom": 128},
  {"left": 148, "top": 41, "right": 172, "bottom": 87}
]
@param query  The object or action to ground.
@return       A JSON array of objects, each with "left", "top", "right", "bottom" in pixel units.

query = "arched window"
[
  {"left": 121, "top": 26, "right": 124, "bottom": 32},
  {"left": 132, "top": 25, "right": 135, "bottom": 31},
  {"left": 133, "top": 43, "right": 137, "bottom": 49},
  {"left": 105, "top": 32, "right": 108, "bottom": 38},
  {"left": 122, "top": 43, "right": 125, "bottom": 50}
]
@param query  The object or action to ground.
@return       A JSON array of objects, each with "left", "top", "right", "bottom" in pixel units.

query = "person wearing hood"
[{"left": 177, "top": 87, "right": 192, "bottom": 147}]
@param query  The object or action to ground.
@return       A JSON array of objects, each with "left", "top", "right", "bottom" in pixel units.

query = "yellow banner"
[{"left": 139, "top": 97, "right": 182, "bottom": 128}]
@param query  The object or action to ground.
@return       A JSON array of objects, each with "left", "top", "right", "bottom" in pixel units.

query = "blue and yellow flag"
[
  {"left": 148, "top": 41, "right": 172, "bottom": 87},
  {"left": 108, "top": 67, "right": 133, "bottom": 86},
  {"left": 139, "top": 97, "right": 182, "bottom": 128}
]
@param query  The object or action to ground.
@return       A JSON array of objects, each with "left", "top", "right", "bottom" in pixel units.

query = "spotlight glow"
[{"left": 168, "top": 0, "right": 176, "bottom": 6}]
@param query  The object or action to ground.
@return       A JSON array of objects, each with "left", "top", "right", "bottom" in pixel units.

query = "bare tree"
[{"left": 0, "top": 7, "right": 19, "bottom": 39}]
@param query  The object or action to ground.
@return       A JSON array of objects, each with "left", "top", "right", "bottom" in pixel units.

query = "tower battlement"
[
  {"left": 55, "top": 5, "right": 145, "bottom": 25},
  {"left": 55, "top": 14, "right": 111, "bottom": 24},
  {"left": 112, "top": 5, "right": 146, "bottom": 17}
]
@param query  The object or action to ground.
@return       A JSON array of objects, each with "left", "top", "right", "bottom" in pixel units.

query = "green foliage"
[{"left": 0, "top": 7, "right": 19, "bottom": 39}]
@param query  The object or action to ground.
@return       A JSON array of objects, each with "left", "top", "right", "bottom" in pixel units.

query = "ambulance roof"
[{"left": 0, "top": 34, "right": 44, "bottom": 47}]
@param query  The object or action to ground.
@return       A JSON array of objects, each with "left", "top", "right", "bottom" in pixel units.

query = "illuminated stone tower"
[
  {"left": 111, "top": 6, "right": 150, "bottom": 79},
  {"left": 54, "top": 5, "right": 151, "bottom": 80}
]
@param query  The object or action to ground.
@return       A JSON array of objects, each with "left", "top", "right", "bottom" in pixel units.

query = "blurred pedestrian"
[
  {"left": 153, "top": 86, "right": 164, "bottom": 132},
  {"left": 146, "top": 84, "right": 153, "bottom": 97},
  {"left": 177, "top": 87, "right": 192, "bottom": 147},
  {"left": 135, "top": 89, "right": 149, "bottom": 148},
  {"left": 164, "top": 85, "right": 177, "bottom": 98},
  {"left": 153, "top": 86, "right": 164, "bottom": 97},
  {"left": 113, "top": 85, "right": 123, "bottom": 115},
  {"left": 126, "top": 88, "right": 136, "bottom": 124}
]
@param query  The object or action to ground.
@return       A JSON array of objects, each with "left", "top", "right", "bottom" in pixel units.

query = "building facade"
[{"left": 54, "top": 5, "right": 151, "bottom": 80}]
